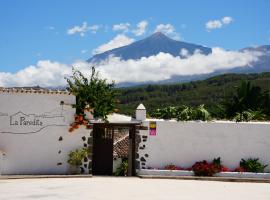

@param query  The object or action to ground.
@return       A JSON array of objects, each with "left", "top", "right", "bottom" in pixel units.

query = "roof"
[
  {"left": 137, "top": 103, "right": 146, "bottom": 110},
  {"left": 107, "top": 113, "right": 132, "bottom": 122},
  {"left": 113, "top": 134, "right": 129, "bottom": 158},
  {"left": 90, "top": 113, "right": 141, "bottom": 124},
  {"left": 0, "top": 86, "right": 70, "bottom": 95}
]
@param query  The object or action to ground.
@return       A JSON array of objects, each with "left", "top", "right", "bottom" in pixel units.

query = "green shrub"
[
  {"left": 114, "top": 159, "right": 128, "bottom": 176},
  {"left": 234, "top": 110, "right": 266, "bottom": 122},
  {"left": 153, "top": 104, "right": 211, "bottom": 121},
  {"left": 193, "top": 104, "right": 211, "bottom": 121},
  {"left": 240, "top": 158, "right": 268, "bottom": 173},
  {"left": 68, "top": 148, "right": 89, "bottom": 166}
]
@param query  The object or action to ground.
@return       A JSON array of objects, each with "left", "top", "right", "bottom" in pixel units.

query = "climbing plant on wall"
[{"left": 66, "top": 66, "right": 117, "bottom": 131}]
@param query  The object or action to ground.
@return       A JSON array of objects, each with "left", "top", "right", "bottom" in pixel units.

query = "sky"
[{"left": 0, "top": 0, "right": 269, "bottom": 86}]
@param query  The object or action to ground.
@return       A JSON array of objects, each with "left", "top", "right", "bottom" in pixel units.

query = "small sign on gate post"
[{"left": 149, "top": 121, "right": 156, "bottom": 136}]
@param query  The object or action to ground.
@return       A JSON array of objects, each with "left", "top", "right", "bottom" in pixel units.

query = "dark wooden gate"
[{"left": 92, "top": 125, "right": 114, "bottom": 175}]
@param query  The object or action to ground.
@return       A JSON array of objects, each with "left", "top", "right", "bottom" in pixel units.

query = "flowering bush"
[
  {"left": 220, "top": 166, "right": 230, "bottom": 172},
  {"left": 234, "top": 166, "right": 246, "bottom": 172},
  {"left": 164, "top": 164, "right": 183, "bottom": 170},
  {"left": 69, "top": 114, "right": 88, "bottom": 132},
  {"left": 192, "top": 160, "right": 216, "bottom": 176}
]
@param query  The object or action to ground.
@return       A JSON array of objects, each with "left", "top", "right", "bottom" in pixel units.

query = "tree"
[
  {"left": 224, "top": 81, "right": 270, "bottom": 119},
  {"left": 66, "top": 66, "right": 116, "bottom": 120}
]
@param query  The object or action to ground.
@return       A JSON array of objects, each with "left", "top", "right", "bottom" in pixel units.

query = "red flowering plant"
[
  {"left": 234, "top": 166, "right": 246, "bottom": 172},
  {"left": 220, "top": 166, "right": 230, "bottom": 172},
  {"left": 164, "top": 164, "right": 183, "bottom": 170},
  {"left": 68, "top": 114, "right": 89, "bottom": 132},
  {"left": 192, "top": 160, "right": 216, "bottom": 176},
  {"left": 192, "top": 157, "right": 230, "bottom": 176}
]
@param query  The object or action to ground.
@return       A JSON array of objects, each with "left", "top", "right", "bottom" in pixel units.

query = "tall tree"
[
  {"left": 66, "top": 66, "right": 116, "bottom": 120},
  {"left": 224, "top": 81, "right": 270, "bottom": 118}
]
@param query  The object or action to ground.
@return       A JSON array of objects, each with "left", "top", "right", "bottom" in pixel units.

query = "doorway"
[
  {"left": 91, "top": 123, "right": 136, "bottom": 176},
  {"left": 92, "top": 125, "right": 114, "bottom": 175}
]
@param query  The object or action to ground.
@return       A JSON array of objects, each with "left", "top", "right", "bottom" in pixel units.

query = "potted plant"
[{"left": 67, "top": 148, "right": 89, "bottom": 174}]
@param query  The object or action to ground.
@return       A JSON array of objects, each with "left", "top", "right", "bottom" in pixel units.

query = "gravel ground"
[{"left": 0, "top": 177, "right": 270, "bottom": 200}]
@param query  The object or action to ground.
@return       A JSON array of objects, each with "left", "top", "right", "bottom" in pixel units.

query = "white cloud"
[
  {"left": 67, "top": 22, "right": 100, "bottom": 36},
  {"left": 95, "top": 48, "right": 262, "bottom": 83},
  {"left": 222, "top": 16, "right": 233, "bottom": 24},
  {"left": 206, "top": 20, "right": 223, "bottom": 30},
  {"left": 92, "top": 34, "right": 135, "bottom": 54},
  {"left": 112, "top": 23, "right": 130, "bottom": 32},
  {"left": 180, "top": 48, "right": 189, "bottom": 57},
  {"left": 132, "top": 20, "right": 148, "bottom": 36},
  {"left": 0, "top": 60, "right": 71, "bottom": 87},
  {"left": 89, "top": 25, "right": 100, "bottom": 33},
  {"left": 154, "top": 24, "right": 180, "bottom": 40},
  {"left": 0, "top": 48, "right": 262, "bottom": 87},
  {"left": 206, "top": 16, "right": 233, "bottom": 31}
]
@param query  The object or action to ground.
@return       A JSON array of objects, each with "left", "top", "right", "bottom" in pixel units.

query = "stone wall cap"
[
  {"left": 137, "top": 103, "right": 146, "bottom": 110},
  {"left": 0, "top": 87, "right": 71, "bottom": 95}
]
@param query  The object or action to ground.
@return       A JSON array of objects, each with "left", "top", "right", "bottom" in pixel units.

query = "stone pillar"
[{"left": 136, "top": 103, "right": 146, "bottom": 121}]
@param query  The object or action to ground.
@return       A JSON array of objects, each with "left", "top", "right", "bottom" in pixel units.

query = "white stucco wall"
[
  {"left": 138, "top": 120, "right": 270, "bottom": 172},
  {"left": 0, "top": 91, "right": 90, "bottom": 175}
]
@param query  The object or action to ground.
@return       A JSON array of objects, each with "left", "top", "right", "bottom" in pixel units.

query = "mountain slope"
[
  {"left": 116, "top": 72, "right": 270, "bottom": 115},
  {"left": 88, "top": 32, "right": 212, "bottom": 63},
  {"left": 88, "top": 33, "right": 270, "bottom": 86}
]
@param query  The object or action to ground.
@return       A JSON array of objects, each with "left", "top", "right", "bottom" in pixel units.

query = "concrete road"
[{"left": 0, "top": 177, "right": 270, "bottom": 200}]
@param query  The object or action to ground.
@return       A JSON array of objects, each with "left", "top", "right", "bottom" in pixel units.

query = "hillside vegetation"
[{"left": 116, "top": 73, "right": 270, "bottom": 116}]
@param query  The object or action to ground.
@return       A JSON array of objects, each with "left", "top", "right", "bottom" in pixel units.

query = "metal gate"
[{"left": 92, "top": 125, "right": 114, "bottom": 175}]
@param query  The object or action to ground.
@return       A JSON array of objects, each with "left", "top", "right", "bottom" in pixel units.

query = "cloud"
[
  {"left": 222, "top": 16, "right": 233, "bottom": 24},
  {"left": 0, "top": 60, "right": 71, "bottom": 87},
  {"left": 95, "top": 48, "right": 262, "bottom": 83},
  {"left": 67, "top": 22, "right": 100, "bottom": 36},
  {"left": 132, "top": 20, "right": 148, "bottom": 36},
  {"left": 154, "top": 24, "right": 180, "bottom": 40},
  {"left": 0, "top": 48, "right": 262, "bottom": 87},
  {"left": 92, "top": 34, "right": 135, "bottom": 54},
  {"left": 89, "top": 25, "right": 100, "bottom": 33},
  {"left": 112, "top": 23, "right": 130, "bottom": 32},
  {"left": 206, "top": 16, "right": 233, "bottom": 31},
  {"left": 205, "top": 20, "right": 223, "bottom": 30}
]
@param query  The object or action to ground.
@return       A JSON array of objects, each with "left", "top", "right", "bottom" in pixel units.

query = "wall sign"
[
  {"left": 0, "top": 108, "right": 67, "bottom": 134},
  {"left": 149, "top": 121, "right": 157, "bottom": 136}
]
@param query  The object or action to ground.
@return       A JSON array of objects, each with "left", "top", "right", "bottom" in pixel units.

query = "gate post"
[{"left": 128, "top": 125, "right": 136, "bottom": 176}]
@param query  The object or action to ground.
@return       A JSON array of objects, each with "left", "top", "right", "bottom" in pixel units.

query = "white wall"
[
  {"left": 138, "top": 120, "right": 270, "bottom": 172},
  {"left": 0, "top": 92, "right": 90, "bottom": 175}
]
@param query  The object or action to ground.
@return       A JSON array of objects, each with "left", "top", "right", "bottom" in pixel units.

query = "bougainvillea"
[{"left": 69, "top": 114, "right": 88, "bottom": 132}]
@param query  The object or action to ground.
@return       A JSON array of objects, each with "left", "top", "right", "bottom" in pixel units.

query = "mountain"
[
  {"left": 230, "top": 45, "right": 270, "bottom": 73},
  {"left": 87, "top": 32, "right": 212, "bottom": 63},
  {"left": 87, "top": 32, "right": 270, "bottom": 86}
]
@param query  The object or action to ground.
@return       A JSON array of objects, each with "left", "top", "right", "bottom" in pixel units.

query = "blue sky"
[{"left": 0, "top": 0, "right": 269, "bottom": 86}]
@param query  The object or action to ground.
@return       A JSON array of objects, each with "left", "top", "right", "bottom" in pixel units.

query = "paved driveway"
[{"left": 0, "top": 177, "right": 270, "bottom": 200}]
